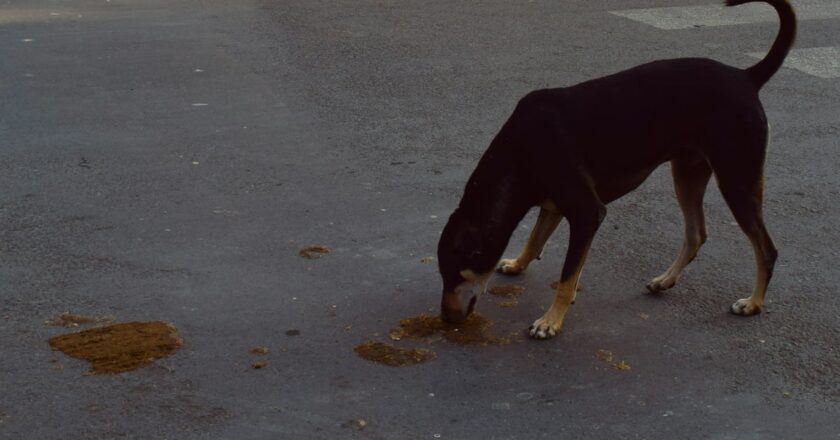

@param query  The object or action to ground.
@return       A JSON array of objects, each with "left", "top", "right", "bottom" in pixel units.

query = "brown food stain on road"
[
  {"left": 48, "top": 321, "right": 183, "bottom": 374},
  {"left": 356, "top": 312, "right": 518, "bottom": 366},
  {"left": 394, "top": 312, "right": 513, "bottom": 346},
  {"left": 354, "top": 341, "right": 436, "bottom": 367},
  {"left": 298, "top": 245, "right": 331, "bottom": 259},
  {"left": 488, "top": 284, "right": 525, "bottom": 297}
]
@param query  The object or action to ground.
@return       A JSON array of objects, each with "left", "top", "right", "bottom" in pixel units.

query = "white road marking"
[
  {"left": 609, "top": 1, "right": 840, "bottom": 79},
  {"left": 610, "top": 0, "right": 840, "bottom": 30},
  {"left": 749, "top": 46, "right": 840, "bottom": 78}
]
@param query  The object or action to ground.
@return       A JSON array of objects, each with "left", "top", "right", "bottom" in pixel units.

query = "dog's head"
[{"left": 437, "top": 210, "right": 492, "bottom": 323}]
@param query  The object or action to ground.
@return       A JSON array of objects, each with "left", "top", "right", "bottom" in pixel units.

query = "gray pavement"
[{"left": 2, "top": 0, "right": 839, "bottom": 438}]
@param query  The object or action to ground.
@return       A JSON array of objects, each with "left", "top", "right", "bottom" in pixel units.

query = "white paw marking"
[
  {"left": 497, "top": 259, "right": 524, "bottom": 275},
  {"left": 646, "top": 274, "right": 676, "bottom": 293},
  {"left": 528, "top": 316, "right": 561, "bottom": 340},
  {"left": 730, "top": 298, "right": 761, "bottom": 316}
]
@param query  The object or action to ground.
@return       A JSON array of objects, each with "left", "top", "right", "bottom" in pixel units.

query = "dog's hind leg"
[
  {"left": 530, "top": 196, "right": 605, "bottom": 339},
  {"left": 708, "top": 128, "right": 778, "bottom": 315},
  {"left": 715, "top": 169, "right": 777, "bottom": 315},
  {"left": 498, "top": 207, "right": 562, "bottom": 275},
  {"left": 647, "top": 154, "right": 713, "bottom": 293}
]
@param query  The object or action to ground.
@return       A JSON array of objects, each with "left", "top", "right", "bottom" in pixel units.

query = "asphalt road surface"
[{"left": 2, "top": 0, "right": 839, "bottom": 438}]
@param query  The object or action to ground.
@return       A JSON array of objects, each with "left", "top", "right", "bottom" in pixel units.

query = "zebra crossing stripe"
[
  {"left": 610, "top": 0, "right": 840, "bottom": 30},
  {"left": 749, "top": 46, "right": 840, "bottom": 78}
]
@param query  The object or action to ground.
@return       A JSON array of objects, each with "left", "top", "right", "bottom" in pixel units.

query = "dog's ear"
[
  {"left": 454, "top": 218, "right": 484, "bottom": 263},
  {"left": 438, "top": 210, "right": 485, "bottom": 276}
]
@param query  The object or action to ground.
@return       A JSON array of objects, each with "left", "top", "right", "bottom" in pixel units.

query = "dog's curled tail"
[{"left": 725, "top": 0, "right": 796, "bottom": 88}]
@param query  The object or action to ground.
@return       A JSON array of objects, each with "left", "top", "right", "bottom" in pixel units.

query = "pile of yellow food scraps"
[{"left": 49, "top": 321, "right": 183, "bottom": 374}]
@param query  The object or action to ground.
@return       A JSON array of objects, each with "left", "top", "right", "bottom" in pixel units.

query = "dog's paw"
[
  {"left": 497, "top": 259, "right": 525, "bottom": 275},
  {"left": 646, "top": 275, "right": 676, "bottom": 294},
  {"left": 730, "top": 298, "right": 762, "bottom": 316},
  {"left": 645, "top": 278, "right": 677, "bottom": 293},
  {"left": 528, "top": 315, "right": 563, "bottom": 340}
]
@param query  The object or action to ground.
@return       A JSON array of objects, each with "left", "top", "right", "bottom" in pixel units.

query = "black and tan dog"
[{"left": 437, "top": 0, "right": 795, "bottom": 339}]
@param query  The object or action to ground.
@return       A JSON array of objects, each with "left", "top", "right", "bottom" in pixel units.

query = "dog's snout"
[
  {"left": 441, "top": 290, "right": 465, "bottom": 323},
  {"left": 441, "top": 305, "right": 466, "bottom": 323},
  {"left": 441, "top": 290, "right": 477, "bottom": 323}
]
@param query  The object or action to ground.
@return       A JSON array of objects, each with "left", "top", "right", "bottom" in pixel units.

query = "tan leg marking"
[
  {"left": 498, "top": 206, "right": 562, "bottom": 275},
  {"left": 714, "top": 167, "right": 777, "bottom": 316},
  {"left": 530, "top": 250, "right": 588, "bottom": 339},
  {"left": 730, "top": 228, "right": 775, "bottom": 315}
]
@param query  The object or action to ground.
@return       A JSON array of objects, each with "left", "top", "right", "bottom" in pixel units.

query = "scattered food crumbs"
[
  {"left": 298, "top": 245, "right": 331, "bottom": 259},
  {"left": 45, "top": 313, "right": 114, "bottom": 328},
  {"left": 393, "top": 312, "right": 512, "bottom": 346},
  {"left": 419, "top": 256, "right": 435, "bottom": 264},
  {"left": 251, "top": 361, "right": 268, "bottom": 369},
  {"left": 354, "top": 341, "right": 436, "bottom": 367},
  {"left": 388, "top": 327, "right": 405, "bottom": 341},
  {"left": 613, "top": 360, "right": 631, "bottom": 371},
  {"left": 488, "top": 284, "right": 525, "bottom": 297},
  {"left": 191, "top": 103, "right": 208, "bottom": 107},
  {"left": 250, "top": 346, "right": 270, "bottom": 355},
  {"left": 782, "top": 391, "right": 792, "bottom": 398},
  {"left": 341, "top": 419, "right": 369, "bottom": 430},
  {"left": 49, "top": 358, "right": 64, "bottom": 371},
  {"left": 596, "top": 349, "right": 614, "bottom": 363},
  {"left": 191, "top": 161, "right": 199, "bottom": 165},
  {"left": 639, "top": 313, "right": 650, "bottom": 320},
  {"left": 343, "top": 325, "right": 353, "bottom": 332},
  {"left": 285, "top": 329, "right": 300, "bottom": 336},
  {"left": 48, "top": 321, "right": 183, "bottom": 374},
  {"left": 596, "top": 349, "right": 630, "bottom": 371}
]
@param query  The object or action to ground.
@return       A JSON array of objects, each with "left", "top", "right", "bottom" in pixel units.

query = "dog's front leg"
[
  {"left": 498, "top": 207, "right": 562, "bottom": 275},
  {"left": 530, "top": 202, "right": 605, "bottom": 339}
]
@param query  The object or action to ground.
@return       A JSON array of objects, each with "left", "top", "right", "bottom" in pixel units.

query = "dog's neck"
[{"left": 458, "top": 152, "right": 534, "bottom": 273}]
